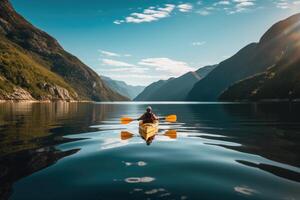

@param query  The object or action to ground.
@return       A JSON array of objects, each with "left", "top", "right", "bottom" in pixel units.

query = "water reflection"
[
  {"left": 0, "top": 102, "right": 113, "bottom": 200},
  {"left": 0, "top": 102, "right": 113, "bottom": 156},
  {"left": 0, "top": 102, "right": 299, "bottom": 200},
  {"left": 0, "top": 146, "right": 79, "bottom": 199},
  {"left": 120, "top": 130, "right": 177, "bottom": 146}
]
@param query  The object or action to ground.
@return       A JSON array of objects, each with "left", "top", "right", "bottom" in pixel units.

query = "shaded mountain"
[
  {"left": 187, "top": 13, "right": 300, "bottom": 101},
  {"left": 135, "top": 65, "right": 216, "bottom": 101},
  {"left": 219, "top": 13, "right": 300, "bottom": 101},
  {"left": 0, "top": 0, "right": 127, "bottom": 101},
  {"left": 134, "top": 79, "right": 169, "bottom": 101},
  {"left": 101, "top": 76, "right": 145, "bottom": 100}
]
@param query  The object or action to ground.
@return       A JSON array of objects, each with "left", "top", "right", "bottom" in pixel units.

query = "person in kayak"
[{"left": 138, "top": 106, "right": 158, "bottom": 123}]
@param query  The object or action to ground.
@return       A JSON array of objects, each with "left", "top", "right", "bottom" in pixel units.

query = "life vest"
[{"left": 143, "top": 112, "right": 155, "bottom": 123}]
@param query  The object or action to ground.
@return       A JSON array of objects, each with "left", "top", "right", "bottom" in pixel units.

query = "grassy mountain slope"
[
  {"left": 0, "top": 0, "right": 127, "bottom": 101},
  {"left": 0, "top": 35, "right": 78, "bottom": 100}
]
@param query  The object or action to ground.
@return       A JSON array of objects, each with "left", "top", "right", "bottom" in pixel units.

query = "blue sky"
[{"left": 11, "top": 0, "right": 300, "bottom": 86}]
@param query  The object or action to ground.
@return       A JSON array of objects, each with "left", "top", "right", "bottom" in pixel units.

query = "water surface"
[{"left": 0, "top": 102, "right": 299, "bottom": 200}]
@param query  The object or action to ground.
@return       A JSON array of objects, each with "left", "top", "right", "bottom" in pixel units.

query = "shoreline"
[
  {"left": 1, "top": 99, "right": 300, "bottom": 104},
  {"left": 0, "top": 100, "right": 95, "bottom": 103}
]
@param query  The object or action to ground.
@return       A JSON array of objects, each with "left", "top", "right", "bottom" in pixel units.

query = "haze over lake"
[{"left": 0, "top": 102, "right": 299, "bottom": 200}]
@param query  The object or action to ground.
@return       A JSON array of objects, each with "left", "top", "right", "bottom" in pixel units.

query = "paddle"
[
  {"left": 120, "top": 114, "right": 177, "bottom": 125},
  {"left": 120, "top": 131, "right": 134, "bottom": 140},
  {"left": 164, "top": 130, "right": 177, "bottom": 139}
]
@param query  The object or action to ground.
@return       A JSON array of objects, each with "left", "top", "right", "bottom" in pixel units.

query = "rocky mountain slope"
[
  {"left": 101, "top": 76, "right": 145, "bottom": 100},
  {"left": 188, "top": 13, "right": 300, "bottom": 101},
  {"left": 220, "top": 14, "right": 300, "bottom": 101},
  {"left": 135, "top": 65, "right": 216, "bottom": 101},
  {"left": 0, "top": 0, "right": 127, "bottom": 101}
]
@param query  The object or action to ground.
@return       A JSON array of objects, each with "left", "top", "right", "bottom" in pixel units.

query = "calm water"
[{"left": 0, "top": 102, "right": 300, "bottom": 200}]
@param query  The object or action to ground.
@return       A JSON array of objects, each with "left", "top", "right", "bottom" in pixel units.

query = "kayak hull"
[{"left": 139, "top": 120, "right": 159, "bottom": 140}]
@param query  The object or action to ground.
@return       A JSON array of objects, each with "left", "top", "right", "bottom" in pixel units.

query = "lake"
[{"left": 0, "top": 102, "right": 299, "bottom": 200}]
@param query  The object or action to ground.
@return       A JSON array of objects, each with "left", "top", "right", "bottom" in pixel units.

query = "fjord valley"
[
  {"left": 1, "top": 0, "right": 300, "bottom": 200},
  {"left": 136, "top": 13, "right": 300, "bottom": 102}
]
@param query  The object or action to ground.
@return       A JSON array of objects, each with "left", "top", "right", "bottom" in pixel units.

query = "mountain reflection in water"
[{"left": 0, "top": 102, "right": 299, "bottom": 200}]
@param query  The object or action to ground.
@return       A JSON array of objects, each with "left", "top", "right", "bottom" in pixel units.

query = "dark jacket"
[{"left": 138, "top": 112, "right": 158, "bottom": 123}]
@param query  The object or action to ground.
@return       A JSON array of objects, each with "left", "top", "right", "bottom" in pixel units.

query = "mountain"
[
  {"left": 101, "top": 76, "right": 145, "bottom": 100},
  {"left": 187, "top": 13, "right": 300, "bottom": 101},
  {"left": 219, "top": 14, "right": 300, "bottom": 101},
  {"left": 0, "top": 0, "right": 127, "bottom": 101},
  {"left": 134, "top": 80, "right": 169, "bottom": 101},
  {"left": 134, "top": 65, "right": 216, "bottom": 101}
]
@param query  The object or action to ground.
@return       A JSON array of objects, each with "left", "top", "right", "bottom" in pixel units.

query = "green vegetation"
[
  {"left": 0, "top": 0, "right": 127, "bottom": 101},
  {"left": 0, "top": 36, "right": 77, "bottom": 99},
  {"left": 220, "top": 53, "right": 300, "bottom": 101}
]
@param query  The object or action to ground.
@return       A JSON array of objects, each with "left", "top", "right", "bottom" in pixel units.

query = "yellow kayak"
[{"left": 139, "top": 120, "right": 159, "bottom": 140}]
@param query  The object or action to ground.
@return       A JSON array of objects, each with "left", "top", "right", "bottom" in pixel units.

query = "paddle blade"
[
  {"left": 164, "top": 130, "right": 177, "bottom": 139},
  {"left": 120, "top": 131, "right": 134, "bottom": 140},
  {"left": 165, "top": 115, "right": 177, "bottom": 122},
  {"left": 121, "top": 117, "right": 134, "bottom": 124}
]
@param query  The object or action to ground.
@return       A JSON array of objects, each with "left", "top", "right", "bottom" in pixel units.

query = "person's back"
[{"left": 138, "top": 106, "right": 158, "bottom": 123}]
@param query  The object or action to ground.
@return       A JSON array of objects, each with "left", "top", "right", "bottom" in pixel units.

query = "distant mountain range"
[
  {"left": 101, "top": 76, "right": 145, "bottom": 100},
  {"left": 0, "top": 0, "right": 127, "bottom": 101},
  {"left": 135, "top": 65, "right": 216, "bottom": 101},
  {"left": 188, "top": 13, "right": 300, "bottom": 102}
]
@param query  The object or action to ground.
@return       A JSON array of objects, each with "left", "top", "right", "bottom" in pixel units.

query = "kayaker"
[{"left": 138, "top": 106, "right": 158, "bottom": 123}]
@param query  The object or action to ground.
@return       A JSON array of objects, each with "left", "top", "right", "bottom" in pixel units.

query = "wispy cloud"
[
  {"left": 114, "top": 3, "right": 196, "bottom": 24},
  {"left": 114, "top": 4, "right": 175, "bottom": 24},
  {"left": 177, "top": 3, "right": 193, "bottom": 12},
  {"left": 273, "top": 0, "right": 300, "bottom": 9},
  {"left": 99, "top": 67, "right": 148, "bottom": 74},
  {"left": 99, "top": 50, "right": 131, "bottom": 57},
  {"left": 101, "top": 59, "right": 136, "bottom": 67},
  {"left": 213, "top": 1, "right": 231, "bottom": 6},
  {"left": 138, "top": 57, "right": 194, "bottom": 76},
  {"left": 228, "top": 0, "right": 256, "bottom": 14},
  {"left": 100, "top": 50, "right": 120, "bottom": 57},
  {"left": 197, "top": 9, "right": 212, "bottom": 16},
  {"left": 192, "top": 41, "right": 206, "bottom": 46}
]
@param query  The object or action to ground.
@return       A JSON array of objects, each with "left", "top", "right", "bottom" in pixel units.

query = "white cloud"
[
  {"left": 228, "top": 0, "right": 256, "bottom": 14},
  {"left": 100, "top": 50, "right": 120, "bottom": 57},
  {"left": 192, "top": 41, "right": 206, "bottom": 46},
  {"left": 99, "top": 50, "right": 132, "bottom": 57},
  {"left": 101, "top": 59, "right": 136, "bottom": 67},
  {"left": 177, "top": 4, "right": 193, "bottom": 12},
  {"left": 113, "top": 20, "right": 125, "bottom": 24},
  {"left": 273, "top": 0, "right": 300, "bottom": 9},
  {"left": 115, "top": 4, "right": 175, "bottom": 24},
  {"left": 213, "top": 1, "right": 231, "bottom": 6},
  {"left": 236, "top": 1, "right": 255, "bottom": 8},
  {"left": 138, "top": 57, "right": 195, "bottom": 76},
  {"left": 197, "top": 10, "right": 211, "bottom": 16},
  {"left": 294, "top": 1, "right": 300, "bottom": 5},
  {"left": 99, "top": 67, "right": 149, "bottom": 74}
]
